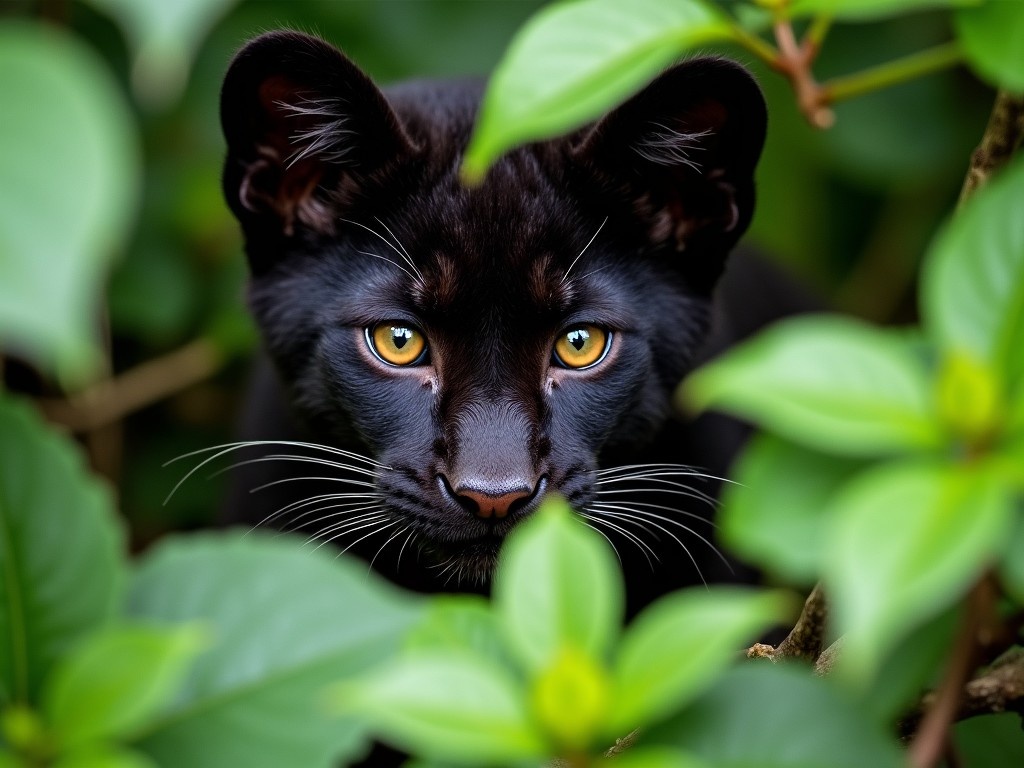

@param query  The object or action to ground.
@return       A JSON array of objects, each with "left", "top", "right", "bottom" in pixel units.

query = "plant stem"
[
  {"left": 804, "top": 15, "right": 833, "bottom": 51},
  {"left": 821, "top": 42, "right": 963, "bottom": 104},
  {"left": 959, "top": 90, "right": 1024, "bottom": 204},
  {"left": 908, "top": 579, "right": 994, "bottom": 768},
  {"left": 731, "top": 24, "right": 780, "bottom": 68}
]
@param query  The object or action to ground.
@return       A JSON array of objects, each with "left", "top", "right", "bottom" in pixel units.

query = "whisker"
[
  {"left": 594, "top": 478, "right": 719, "bottom": 507},
  {"left": 395, "top": 529, "right": 416, "bottom": 573},
  {"left": 163, "top": 440, "right": 386, "bottom": 505},
  {"left": 588, "top": 503, "right": 708, "bottom": 587},
  {"left": 591, "top": 501, "right": 733, "bottom": 575},
  {"left": 374, "top": 215, "right": 414, "bottom": 263},
  {"left": 209, "top": 454, "right": 380, "bottom": 481},
  {"left": 249, "top": 476, "right": 377, "bottom": 494},
  {"left": 308, "top": 513, "right": 390, "bottom": 551},
  {"left": 356, "top": 249, "right": 416, "bottom": 280},
  {"left": 248, "top": 493, "right": 381, "bottom": 533},
  {"left": 341, "top": 218, "right": 422, "bottom": 280},
  {"left": 369, "top": 524, "right": 411, "bottom": 574},
  {"left": 591, "top": 497, "right": 716, "bottom": 526},
  {"left": 574, "top": 514, "right": 621, "bottom": 565},
  {"left": 336, "top": 520, "right": 401, "bottom": 557},
  {"left": 562, "top": 216, "right": 608, "bottom": 284},
  {"left": 595, "top": 462, "right": 707, "bottom": 477},
  {"left": 287, "top": 503, "right": 384, "bottom": 534},
  {"left": 579, "top": 510, "right": 657, "bottom": 568}
]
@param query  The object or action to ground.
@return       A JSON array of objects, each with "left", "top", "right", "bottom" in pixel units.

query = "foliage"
[
  {"left": 0, "top": 0, "right": 1023, "bottom": 767},
  {"left": 340, "top": 500, "right": 790, "bottom": 764}
]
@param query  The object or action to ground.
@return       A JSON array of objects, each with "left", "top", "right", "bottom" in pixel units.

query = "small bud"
[
  {"left": 936, "top": 350, "right": 1004, "bottom": 446},
  {"left": 531, "top": 645, "right": 610, "bottom": 752}
]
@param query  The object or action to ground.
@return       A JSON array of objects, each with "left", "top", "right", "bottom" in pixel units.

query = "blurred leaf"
[
  {"left": 494, "top": 497, "right": 623, "bottom": 673},
  {"left": 340, "top": 652, "right": 544, "bottom": 764},
  {"left": 1003, "top": 513, "right": 1024, "bottom": 605},
  {"left": 854, "top": 607, "right": 957, "bottom": 723},
  {"left": 43, "top": 624, "right": 204, "bottom": 748},
  {"left": 85, "top": 0, "right": 240, "bottom": 108},
  {"left": 647, "top": 664, "right": 903, "bottom": 768},
  {"left": 922, "top": 157, "right": 1024, "bottom": 390},
  {"left": 684, "top": 316, "right": 942, "bottom": 456},
  {"left": 405, "top": 596, "right": 511, "bottom": 668},
  {"left": 826, "top": 461, "right": 1012, "bottom": 679},
  {"left": 107, "top": 245, "right": 197, "bottom": 346},
  {"left": 954, "top": 711, "right": 1024, "bottom": 766},
  {"left": 126, "top": 534, "right": 422, "bottom": 768},
  {"left": 721, "top": 434, "right": 867, "bottom": 582},
  {"left": 0, "top": 22, "right": 139, "bottom": 384},
  {"left": 606, "top": 747, "right": 708, "bottom": 768},
  {"left": 463, "top": 0, "right": 735, "bottom": 181},
  {"left": 955, "top": 1, "right": 1024, "bottom": 92},
  {"left": 786, "top": 0, "right": 978, "bottom": 19},
  {"left": 53, "top": 747, "right": 157, "bottom": 768},
  {"left": 0, "top": 395, "right": 125, "bottom": 705},
  {"left": 607, "top": 588, "right": 790, "bottom": 734}
]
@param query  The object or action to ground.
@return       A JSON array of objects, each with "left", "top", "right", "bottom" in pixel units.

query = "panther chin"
[{"left": 420, "top": 536, "right": 505, "bottom": 587}]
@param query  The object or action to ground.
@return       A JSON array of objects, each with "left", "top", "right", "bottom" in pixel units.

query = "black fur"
[{"left": 220, "top": 30, "right": 776, "bottom": 613}]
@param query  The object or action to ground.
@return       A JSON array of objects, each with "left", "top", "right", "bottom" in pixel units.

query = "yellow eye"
[
  {"left": 553, "top": 325, "right": 609, "bottom": 369},
  {"left": 367, "top": 323, "right": 428, "bottom": 366}
]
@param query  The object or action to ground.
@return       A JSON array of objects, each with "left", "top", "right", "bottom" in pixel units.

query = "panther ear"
[
  {"left": 573, "top": 58, "right": 766, "bottom": 276},
  {"left": 221, "top": 31, "right": 416, "bottom": 250}
]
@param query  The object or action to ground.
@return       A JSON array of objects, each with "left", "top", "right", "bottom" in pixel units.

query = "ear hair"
[
  {"left": 572, "top": 57, "right": 766, "bottom": 278},
  {"left": 221, "top": 31, "right": 416, "bottom": 252}
]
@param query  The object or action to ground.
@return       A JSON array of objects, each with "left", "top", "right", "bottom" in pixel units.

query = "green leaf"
[
  {"left": 494, "top": 497, "right": 623, "bottom": 673},
  {"left": 339, "top": 652, "right": 544, "bottom": 764},
  {"left": 955, "top": 1, "right": 1024, "bottom": 92},
  {"left": 1002, "top": 513, "right": 1024, "bottom": 605},
  {"left": 923, "top": 157, "right": 1024, "bottom": 389},
  {"left": 84, "top": 0, "right": 240, "bottom": 108},
  {"left": 606, "top": 747, "right": 708, "bottom": 768},
  {"left": 721, "top": 435, "right": 867, "bottom": 582},
  {"left": 43, "top": 624, "right": 204, "bottom": 748},
  {"left": 647, "top": 665, "right": 904, "bottom": 768},
  {"left": 405, "top": 596, "right": 512, "bottom": 669},
  {"left": 955, "top": 712, "right": 1024, "bottom": 767},
  {"left": 607, "top": 588, "right": 790, "bottom": 733},
  {"left": 52, "top": 746, "right": 157, "bottom": 768},
  {"left": 125, "top": 534, "right": 422, "bottom": 768},
  {"left": 0, "top": 22, "right": 139, "bottom": 383},
  {"left": 0, "top": 395, "right": 124, "bottom": 705},
  {"left": 825, "top": 461, "right": 1013, "bottom": 679},
  {"left": 785, "top": 0, "right": 979, "bottom": 21},
  {"left": 684, "top": 317, "right": 942, "bottom": 456},
  {"left": 855, "top": 607, "right": 957, "bottom": 723},
  {"left": 462, "top": 0, "right": 735, "bottom": 182}
]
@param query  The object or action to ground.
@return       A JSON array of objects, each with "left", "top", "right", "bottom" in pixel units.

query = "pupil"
[
  {"left": 392, "top": 328, "right": 411, "bottom": 349},
  {"left": 568, "top": 329, "right": 589, "bottom": 351}
]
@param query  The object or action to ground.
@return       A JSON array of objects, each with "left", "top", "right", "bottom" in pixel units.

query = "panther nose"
[{"left": 440, "top": 476, "right": 544, "bottom": 520}]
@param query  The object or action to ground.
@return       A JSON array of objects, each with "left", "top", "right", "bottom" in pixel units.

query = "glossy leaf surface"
[
  {"left": 826, "top": 461, "right": 1012, "bottom": 678},
  {"left": 0, "top": 396, "right": 124, "bottom": 704},
  {"left": 494, "top": 498, "right": 622, "bottom": 673},
  {"left": 463, "top": 0, "right": 734, "bottom": 181},
  {"left": 685, "top": 317, "right": 941, "bottom": 456},
  {"left": 923, "top": 157, "right": 1024, "bottom": 389},
  {"left": 607, "top": 588, "right": 790, "bottom": 733},
  {"left": 127, "top": 534, "right": 421, "bottom": 768}
]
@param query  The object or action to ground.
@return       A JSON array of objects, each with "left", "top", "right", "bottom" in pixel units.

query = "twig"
[
  {"left": 908, "top": 580, "right": 995, "bottom": 768},
  {"left": 958, "top": 90, "right": 1024, "bottom": 204},
  {"left": 38, "top": 338, "right": 223, "bottom": 433},
  {"left": 900, "top": 648, "right": 1024, "bottom": 737},
  {"left": 746, "top": 584, "right": 829, "bottom": 663}
]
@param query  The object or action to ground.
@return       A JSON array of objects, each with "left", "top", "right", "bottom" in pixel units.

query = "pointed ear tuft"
[
  {"left": 573, "top": 57, "right": 766, "bottom": 269},
  {"left": 221, "top": 31, "right": 416, "bottom": 245}
]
